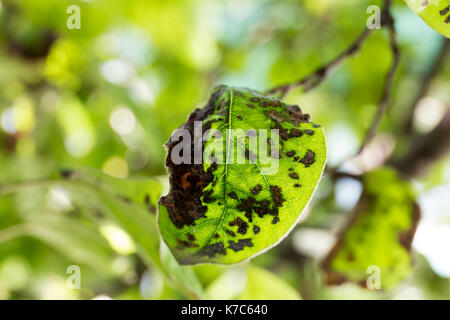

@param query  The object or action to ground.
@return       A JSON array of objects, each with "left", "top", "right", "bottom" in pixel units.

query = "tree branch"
[
  {"left": 357, "top": 0, "right": 400, "bottom": 155},
  {"left": 390, "top": 109, "right": 450, "bottom": 178},
  {"left": 265, "top": 28, "right": 373, "bottom": 99}
]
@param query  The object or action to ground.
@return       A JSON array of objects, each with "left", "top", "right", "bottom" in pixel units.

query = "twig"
[
  {"left": 265, "top": 28, "right": 373, "bottom": 99},
  {"left": 390, "top": 109, "right": 450, "bottom": 178},
  {"left": 356, "top": 0, "right": 400, "bottom": 155}
]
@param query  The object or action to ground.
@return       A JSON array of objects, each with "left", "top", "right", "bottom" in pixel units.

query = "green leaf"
[
  {"left": 15, "top": 216, "right": 117, "bottom": 274},
  {"left": 158, "top": 85, "right": 326, "bottom": 265},
  {"left": 322, "top": 167, "right": 421, "bottom": 289},
  {"left": 404, "top": 0, "right": 450, "bottom": 38},
  {"left": 160, "top": 241, "right": 205, "bottom": 299},
  {"left": 204, "top": 264, "right": 301, "bottom": 300},
  {"left": 237, "top": 265, "right": 301, "bottom": 300}
]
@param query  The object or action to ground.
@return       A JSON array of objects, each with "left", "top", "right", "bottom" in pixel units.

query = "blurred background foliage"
[{"left": 0, "top": 0, "right": 449, "bottom": 299}]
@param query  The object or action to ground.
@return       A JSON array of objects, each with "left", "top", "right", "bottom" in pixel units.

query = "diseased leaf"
[
  {"left": 158, "top": 85, "right": 326, "bottom": 265},
  {"left": 322, "top": 167, "right": 421, "bottom": 289},
  {"left": 404, "top": 0, "right": 450, "bottom": 38}
]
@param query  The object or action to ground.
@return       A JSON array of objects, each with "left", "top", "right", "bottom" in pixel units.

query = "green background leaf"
[{"left": 323, "top": 167, "right": 420, "bottom": 289}]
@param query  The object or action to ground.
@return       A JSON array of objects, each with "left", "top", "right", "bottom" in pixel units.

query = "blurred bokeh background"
[{"left": 0, "top": 0, "right": 449, "bottom": 299}]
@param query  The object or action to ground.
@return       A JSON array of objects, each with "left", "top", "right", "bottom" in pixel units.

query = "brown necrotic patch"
[
  {"left": 251, "top": 184, "right": 262, "bottom": 195},
  {"left": 178, "top": 239, "right": 199, "bottom": 248},
  {"left": 286, "top": 151, "right": 296, "bottom": 157},
  {"left": 197, "top": 242, "right": 227, "bottom": 258},
  {"left": 289, "top": 172, "right": 299, "bottom": 179},
  {"left": 159, "top": 86, "right": 227, "bottom": 228},
  {"left": 228, "top": 238, "right": 253, "bottom": 252},
  {"left": 299, "top": 150, "right": 316, "bottom": 167},
  {"left": 229, "top": 217, "right": 248, "bottom": 235}
]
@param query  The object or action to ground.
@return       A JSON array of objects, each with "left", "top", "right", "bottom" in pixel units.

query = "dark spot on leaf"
[
  {"left": 251, "top": 184, "right": 262, "bottom": 195},
  {"left": 289, "top": 128, "right": 303, "bottom": 138},
  {"left": 304, "top": 129, "right": 314, "bottom": 136},
  {"left": 228, "top": 238, "right": 253, "bottom": 252},
  {"left": 299, "top": 150, "right": 316, "bottom": 167},
  {"left": 294, "top": 183, "right": 301, "bottom": 188},
  {"left": 178, "top": 239, "right": 199, "bottom": 248},
  {"left": 270, "top": 185, "right": 286, "bottom": 207},
  {"left": 286, "top": 151, "right": 296, "bottom": 157},
  {"left": 440, "top": 5, "right": 449, "bottom": 15},
  {"left": 289, "top": 172, "right": 299, "bottom": 179},
  {"left": 198, "top": 242, "right": 226, "bottom": 258},
  {"left": 228, "top": 191, "right": 238, "bottom": 199},
  {"left": 246, "top": 103, "right": 255, "bottom": 108},
  {"left": 253, "top": 225, "right": 260, "bottom": 234},
  {"left": 229, "top": 217, "right": 248, "bottom": 235},
  {"left": 187, "top": 233, "right": 196, "bottom": 241},
  {"left": 226, "top": 229, "right": 236, "bottom": 237},
  {"left": 237, "top": 115, "right": 243, "bottom": 120},
  {"left": 250, "top": 97, "right": 260, "bottom": 102}
]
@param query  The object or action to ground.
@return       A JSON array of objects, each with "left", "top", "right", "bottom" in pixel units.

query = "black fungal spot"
[
  {"left": 270, "top": 185, "right": 286, "bottom": 207},
  {"left": 234, "top": 91, "right": 244, "bottom": 97},
  {"left": 229, "top": 217, "right": 248, "bottom": 235},
  {"left": 312, "top": 123, "right": 321, "bottom": 128},
  {"left": 226, "top": 229, "right": 236, "bottom": 237},
  {"left": 253, "top": 225, "right": 260, "bottom": 234},
  {"left": 246, "top": 103, "right": 255, "bottom": 108},
  {"left": 294, "top": 183, "right": 301, "bottom": 188},
  {"left": 286, "top": 151, "right": 296, "bottom": 157},
  {"left": 228, "top": 238, "right": 253, "bottom": 252},
  {"left": 203, "top": 189, "right": 217, "bottom": 203},
  {"left": 228, "top": 191, "right": 238, "bottom": 199},
  {"left": 251, "top": 184, "right": 262, "bottom": 195},
  {"left": 214, "top": 234, "right": 220, "bottom": 239},
  {"left": 237, "top": 115, "right": 243, "bottom": 120},
  {"left": 293, "top": 156, "right": 300, "bottom": 161},
  {"left": 187, "top": 233, "right": 196, "bottom": 241},
  {"left": 440, "top": 5, "right": 449, "bottom": 15},
  {"left": 289, "top": 128, "right": 303, "bottom": 138},
  {"left": 289, "top": 172, "right": 299, "bottom": 179},
  {"left": 272, "top": 216, "right": 280, "bottom": 224},
  {"left": 286, "top": 105, "right": 310, "bottom": 125},
  {"left": 198, "top": 242, "right": 226, "bottom": 258},
  {"left": 304, "top": 129, "right": 314, "bottom": 136},
  {"left": 250, "top": 97, "right": 260, "bottom": 103},
  {"left": 178, "top": 239, "right": 199, "bottom": 248},
  {"left": 299, "top": 150, "right": 316, "bottom": 167}
]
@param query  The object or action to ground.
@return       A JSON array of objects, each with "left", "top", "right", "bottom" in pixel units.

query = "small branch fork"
[{"left": 266, "top": 0, "right": 400, "bottom": 155}]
